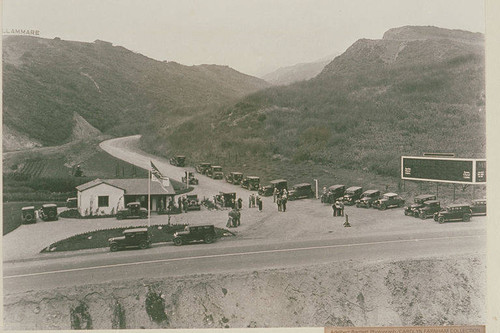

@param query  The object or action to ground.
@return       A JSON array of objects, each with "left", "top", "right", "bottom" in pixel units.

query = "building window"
[{"left": 98, "top": 196, "right": 109, "bottom": 207}]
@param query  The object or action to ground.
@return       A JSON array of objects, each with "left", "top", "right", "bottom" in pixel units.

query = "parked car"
[
  {"left": 288, "top": 183, "right": 314, "bottom": 200},
  {"left": 38, "top": 203, "right": 58, "bottom": 221},
  {"left": 415, "top": 200, "right": 441, "bottom": 219},
  {"left": 196, "top": 162, "right": 211, "bottom": 175},
  {"left": 169, "top": 155, "right": 186, "bottom": 167},
  {"left": 321, "top": 185, "right": 346, "bottom": 204},
  {"left": 116, "top": 202, "right": 148, "bottom": 220},
  {"left": 258, "top": 179, "right": 288, "bottom": 196},
  {"left": 404, "top": 194, "right": 437, "bottom": 216},
  {"left": 21, "top": 206, "right": 36, "bottom": 224},
  {"left": 241, "top": 176, "right": 260, "bottom": 191},
  {"left": 109, "top": 227, "right": 151, "bottom": 252},
  {"left": 182, "top": 171, "right": 199, "bottom": 185},
  {"left": 226, "top": 172, "right": 244, "bottom": 185},
  {"left": 356, "top": 190, "right": 381, "bottom": 208},
  {"left": 341, "top": 186, "right": 363, "bottom": 206},
  {"left": 470, "top": 199, "right": 486, "bottom": 216},
  {"left": 186, "top": 194, "right": 201, "bottom": 211},
  {"left": 215, "top": 192, "right": 237, "bottom": 208},
  {"left": 433, "top": 204, "right": 472, "bottom": 223},
  {"left": 173, "top": 225, "right": 216, "bottom": 246},
  {"left": 373, "top": 193, "right": 405, "bottom": 210},
  {"left": 207, "top": 166, "right": 224, "bottom": 179},
  {"left": 66, "top": 197, "right": 78, "bottom": 208}
]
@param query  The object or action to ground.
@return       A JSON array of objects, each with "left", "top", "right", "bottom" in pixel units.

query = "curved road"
[{"left": 2, "top": 136, "right": 487, "bottom": 294}]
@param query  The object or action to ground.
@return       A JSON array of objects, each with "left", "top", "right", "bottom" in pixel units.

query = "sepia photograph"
[{"left": 1, "top": 0, "right": 494, "bottom": 330}]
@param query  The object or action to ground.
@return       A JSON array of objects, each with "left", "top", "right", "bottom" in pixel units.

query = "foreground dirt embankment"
[{"left": 4, "top": 255, "right": 485, "bottom": 330}]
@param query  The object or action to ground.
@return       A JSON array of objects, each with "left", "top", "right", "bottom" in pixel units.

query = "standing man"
[
  {"left": 257, "top": 196, "right": 263, "bottom": 212},
  {"left": 282, "top": 196, "right": 287, "bottom": 212},
  {"left": 332, "top": 202, "right": 337, "bottom": 216},
  {"left": 339, "top": 201, "right": 345, "bottom": 217},
  {"left": 249, "top": 194, "right": 252, "bottom": 208},
  {"left": 277, "top": 196, "right": 282, "bottom": 212},
  {"left": 273, "top": 187, "right": 278, "bottom": 203},
  {"left": 238, "top": 197, "right": 243, "bottom": 210}
]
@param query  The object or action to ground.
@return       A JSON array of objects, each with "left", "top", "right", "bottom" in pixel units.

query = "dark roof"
[{"left": 77, "top": 178, "right": 175, "bottom": 195}]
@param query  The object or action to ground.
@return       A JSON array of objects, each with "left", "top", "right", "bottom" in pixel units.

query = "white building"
[{"left": 76, "top": 178, "right": 176, "bottom": 217}]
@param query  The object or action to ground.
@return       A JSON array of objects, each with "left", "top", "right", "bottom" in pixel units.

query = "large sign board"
[{"left": 401, "top": 156, "right": 486, "bottom": 184}]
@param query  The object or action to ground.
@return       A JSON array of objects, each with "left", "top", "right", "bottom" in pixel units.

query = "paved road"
[
  {"left": 2, "top": 135, "right": 487, "bottom": 294},
  {"left": 3, "top": 229, "right": 485, "bottom": 294}
]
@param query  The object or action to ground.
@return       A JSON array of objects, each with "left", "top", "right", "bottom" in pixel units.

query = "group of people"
[
  {"left": 332, "top": 200, "right": 345, "bottom": 217},
  {"left": 226, "top": 207, "right": 241, "bottom": 228},
  {"left": 273, "top": 188, "right": 288, "bottom": 212},
  {"left": 248, "top": 193, "right": 263, "bottom": 212},
  {"left": 213, "top": 195, "right": 243, "bottom": 210}
]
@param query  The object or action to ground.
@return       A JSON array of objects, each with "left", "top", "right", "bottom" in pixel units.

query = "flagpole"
[{"left": 148, "top": 166, "right": 151, "bottom": 228}]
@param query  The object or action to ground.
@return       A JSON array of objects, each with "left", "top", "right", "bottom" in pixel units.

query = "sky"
[{"left": 2, "top": 0, "right": 485, "bottom": 77}]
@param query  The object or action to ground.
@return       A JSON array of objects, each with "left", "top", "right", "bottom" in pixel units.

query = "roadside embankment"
[{"left": 3, "top": 255, "right": 485, "bottom": 329}]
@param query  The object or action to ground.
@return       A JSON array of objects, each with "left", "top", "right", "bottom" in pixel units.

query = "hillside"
[
  {"left": 2, "top": 36, "right": 269, "bottom": 148},
  {"left": 261, "top": 58, "right": 332, "bottom": 85},
  {"left": 141, "top": 26, "right": 485, "bottom": 182}
]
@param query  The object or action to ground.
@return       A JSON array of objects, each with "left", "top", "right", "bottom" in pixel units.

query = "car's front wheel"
[
  {"left": 438, "top": 217, "right": 445, "bottom": 224},
  {"left": 140, "top": 212, "right": 148, "bottom": 219},
  {"left": 463, "top": 214, "right": 471, "bottom": 222},
  {"left": 173, "top": 238, "right": 183, "bottom": 246},
  {"left": 204, "top": 234, "right": 214, "bottom": 244},
  {"left": 110, "top": 244, "right": 119, "bottom": 252},
  {"left": 419, "top": 212, "right": 426, "bottom": 220},
  {"left": 379, "top": 204, "right": 386, "bottom": 211},
  {"left": 139, "top": 241, "right": 148, "bottom": 249}
]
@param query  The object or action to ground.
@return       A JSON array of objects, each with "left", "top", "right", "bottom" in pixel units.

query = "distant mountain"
[
  {"left": 2, "top": 36, "right": 269, "bottom": 148},
  {"left": 261, "top": 58, "right": 333, "bottom": 85},
  {"left": 142, "top": 26, "right": 485, "bottom": 179}
]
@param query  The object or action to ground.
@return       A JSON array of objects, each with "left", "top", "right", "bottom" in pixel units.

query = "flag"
[{"left": 150, "top": 161, "right": 171, "bottom": 190}]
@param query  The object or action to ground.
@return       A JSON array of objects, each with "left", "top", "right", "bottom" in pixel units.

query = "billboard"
[{"left": 401, "top": 156, "right": 486, "bottom": 184}]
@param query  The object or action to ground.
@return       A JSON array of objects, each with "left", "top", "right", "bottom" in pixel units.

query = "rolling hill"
[
  {"left": 2, "top": 36, "right": 270, "bottom": 148},
  {"left": 141, "top": 26, "right": 485, "bottom": 182},
  {"left": 261, "top": 58, "right": 332, "bottom": 86}
]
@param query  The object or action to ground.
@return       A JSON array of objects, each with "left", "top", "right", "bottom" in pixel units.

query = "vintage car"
[
  {"left": 109, "top": 228, "right": 151, "bottom": 252},
  {"left": 207, "top": 166, "right": 224, "bottom": 179},
  {"left": 355, "top": 190, "right": 381, "bottom": 208},
  {"left": 226, "top": 172, "right": 244, "bottom": 185},
  {"left": 169, "top": 155, "right": 186, "bottom": 167},
  {"left": 116, "top": 202, "right": 148, "bottom": 220},
  {"left": 258, "top": 179, "right": 288, "bottom": 196},
  {"left": 415, "top": 200, "right": 441, "bottom": 219},
  {"left": 38, "top": 203, "right": 59, "bottom": 221},
  {"left": 321, "top": 184, "right": 346, "bottom": 204},
  {"left": 66, "top": 197, "right": 78, "bottom": 208},
  {"left": 372, "top": 193, "right": 405, "bottom": 210},
  {"left": 470, "top": 199, "right": 486, "bottom": 216},
  {"left": 341, "top": 186, "right": 363, "bottom": 206},
  {"left": 241, "top": 176, "right": 260, "bottom": 191},
  {"left": 288, "top": 183, "right": 315, "bottom": 200},
  {"left": 196, "top": 162, "right": 212, "bottom": 175},
  {"left": 186, "top": 194, "right": 201, "bottom": 211},
  {"left": 21, "top": 206, "right": 36, "bottom": 224},
  {"left": 433, "top": 204, "right": 472, "bottom": 223},
  {"left": 404, "top": 194, "right": 437, "bottom": 216},
  {"left": 173, "top": 225, "right": 216, "bottom": 246},
  {"left": 215, "top": 192, "right": 237, "bottom": 208},
  {"left": 181, "top": 171, "right": 199, "bottom": 185}
]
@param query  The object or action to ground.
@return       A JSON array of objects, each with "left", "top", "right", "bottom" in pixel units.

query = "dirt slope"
[{"left": 3, "top": 255, "right": 485, "bottom": 329}]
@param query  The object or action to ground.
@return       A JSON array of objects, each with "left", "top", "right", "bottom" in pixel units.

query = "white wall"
[{"left": 78, "top": 183, "right": 124, "bottom": 216}]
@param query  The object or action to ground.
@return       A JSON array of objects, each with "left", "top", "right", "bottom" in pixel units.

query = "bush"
[{"left": 59, "top": 209, "right": 81, "bottom": 218}]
